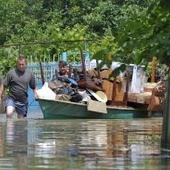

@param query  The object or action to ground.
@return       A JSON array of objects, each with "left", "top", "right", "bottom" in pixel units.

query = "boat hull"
[{"left": 38, "top": 99, "right": 149, "bottom": 119}]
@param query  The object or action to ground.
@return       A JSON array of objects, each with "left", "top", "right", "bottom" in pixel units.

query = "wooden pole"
[
  {"left": 68, "top": 64, "right": 72, "bottom": 77},
  {"left": 96, "top": 59, "right": 101, "bottom": 79},
  {"left": 151, "top": 57, "right": 157, "bottom": 83},
  {"left": 123, "top": 69, "right": 130, "bottom": 106},
  {"left": 39, "top": 61, "right": 45, "bottom": 85},
  {"left": 79, "top": 47, "right": 87, "bottom": 80},
  {"left": 111, "top": 78, "right": 116, "bottom": 105}
]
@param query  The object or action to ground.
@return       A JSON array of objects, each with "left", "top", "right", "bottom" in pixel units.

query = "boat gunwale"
[{"left": 38, "top": 98, "right": 142, "bottom": 111}]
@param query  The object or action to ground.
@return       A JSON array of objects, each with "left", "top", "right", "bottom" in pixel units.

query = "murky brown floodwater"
[{"left": 0, "top": 114, "right": 169, "bottom": 170}]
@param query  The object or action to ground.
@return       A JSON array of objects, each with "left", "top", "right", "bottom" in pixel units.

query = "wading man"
[{"left": 0, "top": 56, "right": 37, "bottom": 119}]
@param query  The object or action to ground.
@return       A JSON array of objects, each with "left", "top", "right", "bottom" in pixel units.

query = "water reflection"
[
  {"left": 0, "top": 126, "right": 4, "bottom": 157},
  {"left": 0, "top": 117, "right": 169, "bottom": 169},
  {"left": 6, "top": 119, "right": 15, "bottom": 145}
]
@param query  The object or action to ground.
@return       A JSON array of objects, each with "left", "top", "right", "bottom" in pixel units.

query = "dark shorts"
[{"left": 6, "top": 98, "right": 28, "bottom": 117}]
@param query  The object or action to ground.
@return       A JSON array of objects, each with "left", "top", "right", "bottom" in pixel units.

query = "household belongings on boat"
[
  {"left": 48, "top": 58, "right": 106, "bottom": 103},
  {"left": 37, "top": 78, "right": 107, "bottom": 103},
  {"left": 87, "top": 63, "right": 164, "bottom": 113},
  {"left": 37, "top": 82, "right": 159, "bottom": 119},
  {"left": 47, "top": 60, "right": 124, "bottom": 104},
  {"left": 36, "top": 80, "right": 150, "bottom": 119},
  {"left": 121, "top": 63, "right": 164, "bottom": 113},
  {"left": 36, "top": 81, "right": 108, "bottom": 114},
  {"left": 86, "top": 61, "right": 146, "bottom": 104},
  {"left": 128, "top": 81, "right": 165, "bottom": 113},
  {"left": 37, "top": 61, "right": 165, "bottom": 114},
  {"left": 86, "top": 65, "right": 124, "bottom": 105},
  {"left": 36, "top": 82, "right": 56, "bottom": 100},
  {"left": 147, "top": 80, "right": 165, "bottom": 112}
]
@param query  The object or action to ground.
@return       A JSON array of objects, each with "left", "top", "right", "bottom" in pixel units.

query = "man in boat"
[
  {"left": 49, "top": 60, "right": 83, "bottom": 102},
  {"left": 52, "top": 60, "right": 69, "bottom": 81},
  {"left": 50, "top": 60, "right": 75, "bottom": 93}
]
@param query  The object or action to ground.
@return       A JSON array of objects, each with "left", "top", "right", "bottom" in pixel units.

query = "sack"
[
  {"left": 57, "top": 94, "right": 71, "bottom": 101},
  {"left": 57, "top": 86, "right": 73, "bottom": 95},
  {"left": 70, "top": 93, "right": 83, "bottom": 102},
  {"left": 48, "top": 81, "right": 58, "bottom": 90},
  {"left": 37, "top": 82, "right": 56, "bottom": 100}
]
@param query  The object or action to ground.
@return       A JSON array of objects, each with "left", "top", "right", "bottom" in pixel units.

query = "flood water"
[{"left": 0, "top": 113, "right": 170, "bottom": 170}]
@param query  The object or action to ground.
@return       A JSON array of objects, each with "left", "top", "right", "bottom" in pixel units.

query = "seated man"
[
  {"left": 52, "top": 60, "right": 69, "bottom": 81},
  {"left": 49, "top": 61, "right": 82, "bottom": 102}
]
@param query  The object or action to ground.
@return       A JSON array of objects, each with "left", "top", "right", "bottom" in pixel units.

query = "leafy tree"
[
  {"left": 0, "top": 0, "right": 27, "bottom": 44},
  {"left": 116, "top": 0, "right": 170, "bottom": 67},
  {"left": 0, "top": 0, "right": 161, "bottom": 75}
]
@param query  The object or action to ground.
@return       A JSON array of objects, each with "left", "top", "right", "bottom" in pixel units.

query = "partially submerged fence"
[
  {"left": 27, "top": 62, "right": 58, "bottom": 83},
  {"left": 27, "top": 51, "right": 90, "bottom": 84}
]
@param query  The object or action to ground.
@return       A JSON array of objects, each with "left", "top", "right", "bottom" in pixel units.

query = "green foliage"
[
  {"left": 117, "top": 0, "right": 170, "bottom": 67},
  {"left": 110, "top": 63, "right": 126, "bottom": 78},
  {"left": 90, "top": 35, "right": 117, "bottom": 69},
  {"left": 0, "top": 49, "right": 16, "bottom": 77},
  {"left": 0, "top": 0, "right": 169, "bottom": 76}
]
